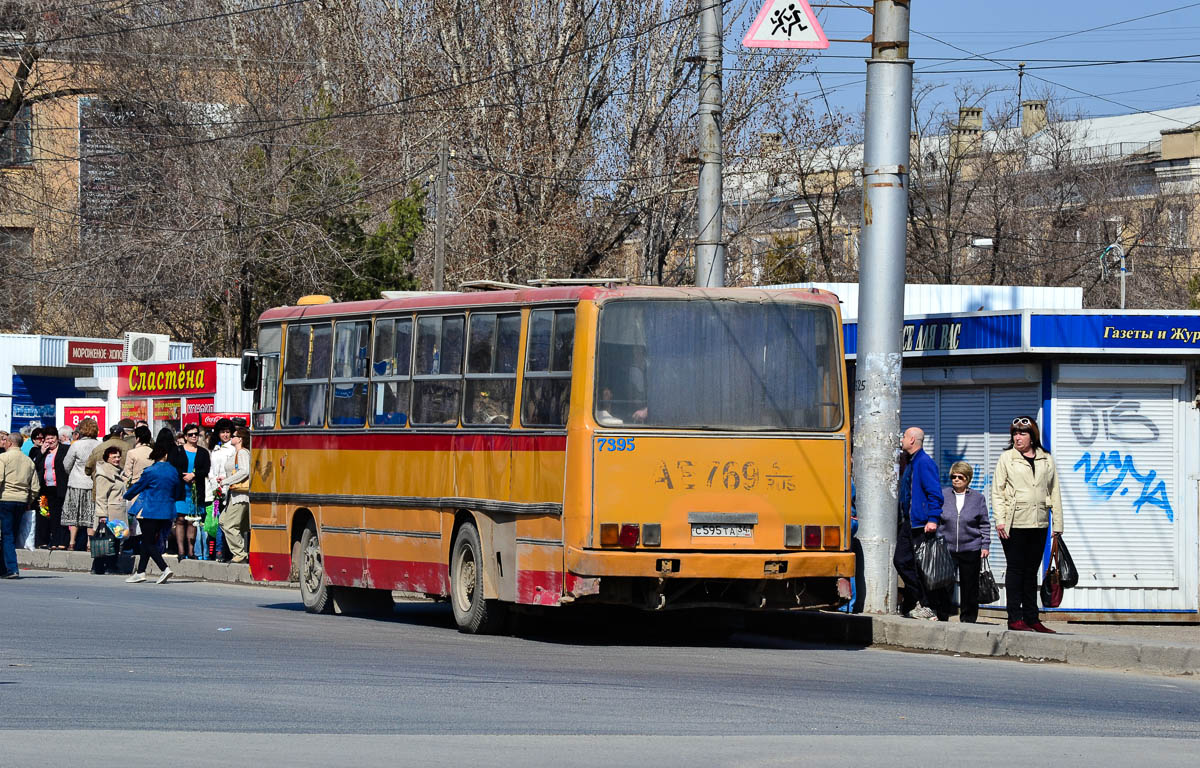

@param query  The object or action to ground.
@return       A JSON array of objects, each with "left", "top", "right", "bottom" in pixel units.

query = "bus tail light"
[
  {"left": 803, "top": 525, "right": 821, "bottom": 548},
  {"left": 642, "top": 524, "right": 661, "bottom": 547},
  {"left": 822, "top": 526, "right": 841, "bottom": 549},
  {"left": 600, "top": 523, "right": 619, "bottom": 547},
  {"left": 619, "top": 523, "right": 640, "bottom": 548}
]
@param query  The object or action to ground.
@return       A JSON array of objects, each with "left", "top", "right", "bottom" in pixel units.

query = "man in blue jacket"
[{"left": 894, "top": 426, "right": 943, "bottom": 620}]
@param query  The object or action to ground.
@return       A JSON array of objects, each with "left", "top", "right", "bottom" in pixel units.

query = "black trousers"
[
  {"left": 893, "top": 523, "right": 929, "bottom": 612},
  {"left": 949, "top": 549, "right": 982, "bottom": 623},
  {"left": 136, "top": 519, "right": 170, "bottom": 575},
  {"left": 1001, "top": 527, "right": 1046, "bottom": 624},
  {"left": 35, "top": 495, "right": 67, "bottom": 549}
]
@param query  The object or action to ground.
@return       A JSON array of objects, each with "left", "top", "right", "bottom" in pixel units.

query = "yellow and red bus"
[{"left": 240, "top": 284, "right": 853, "bottom": 632}]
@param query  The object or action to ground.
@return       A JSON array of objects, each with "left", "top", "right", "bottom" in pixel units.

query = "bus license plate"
[{"left": 691, "top": 523, "right": 752, "bottom": 538}]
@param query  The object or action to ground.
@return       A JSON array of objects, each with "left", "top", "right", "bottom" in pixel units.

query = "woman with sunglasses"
[
  {"left": 169, "top": 425, "right": 210, "bottom": 561},
  {"left": 940, "top": 462, "right": 990, "bottom": 623},
  {"left": 992, "top": 416, "right": 1064, "bottom": 633}
]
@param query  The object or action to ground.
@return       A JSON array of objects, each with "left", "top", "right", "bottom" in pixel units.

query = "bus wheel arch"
[
  {"left": 449, "top": 511, "right": 508, "bottom": 634},
  {"left": 289, "top": 508, "right": 316, "bottom": 582},
  {"left": 295, "top": 515, "right": 332, "bottom": 614}
]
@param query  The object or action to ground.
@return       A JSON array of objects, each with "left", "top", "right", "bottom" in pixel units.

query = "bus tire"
[
  {"left": 298, "top": 523, "right": 332, "bottom": 614},
  {"left": 450, "top": 522, "right": 507, "bottom": 634}
]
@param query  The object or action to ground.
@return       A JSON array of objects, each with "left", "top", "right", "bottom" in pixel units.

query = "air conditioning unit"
[{"left": 123, "top": 332, "right": 171, "bottom": 363}]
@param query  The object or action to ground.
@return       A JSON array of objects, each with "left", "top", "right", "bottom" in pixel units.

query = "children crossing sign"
[{"left": 743, "top": 0, "right": 829, "bottom": 49}]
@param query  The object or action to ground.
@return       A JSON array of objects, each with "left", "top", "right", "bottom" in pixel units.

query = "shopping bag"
[
  {"left": 916, "top": 534, "right": 956, "bottom": 592},
  {"left": 1056, "top": 534, "right": 1078, "bottom": 589},
  {"left": 203, "top": 506, "right": 219, "bottom": 539},
  {"left": 19, "top": 509, "right": 36, "bottom": 550},
  {"left": 89, "top": 527, "right": 118, "bottom": 558},
  {"left": 978, "top": 555, "right": 1001, "bottom": 604}
]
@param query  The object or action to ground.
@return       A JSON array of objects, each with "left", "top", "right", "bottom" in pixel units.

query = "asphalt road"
[{"left": 2, "top": 571, "right": 1198, "bottom": 767}]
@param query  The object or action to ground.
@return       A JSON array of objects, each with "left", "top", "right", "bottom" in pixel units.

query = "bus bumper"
[{"left": 566, "top": 547, "right": 854, "bottom": 580}]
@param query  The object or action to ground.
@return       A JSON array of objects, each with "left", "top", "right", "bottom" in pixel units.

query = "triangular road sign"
[{"left": 743, "top": 0, "right": 829, "bottom": 49}]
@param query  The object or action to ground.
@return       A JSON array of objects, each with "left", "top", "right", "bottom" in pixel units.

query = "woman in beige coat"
[
  {"left": 90, "top": 446, "right": 129, "bottom": 575},
  {"left": 992, "top": 416, "right": 1064, "bottom": 634}
]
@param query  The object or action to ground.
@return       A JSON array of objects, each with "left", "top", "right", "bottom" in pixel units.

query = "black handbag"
[
  {"left": 89, "top": 527, "right": 117, "bottom": 559},
  {"left": 1056, "top": 534, "right": 1078, "bottom": 589},
  {"left": 916, "top": 534, "right": 956, "bottom": 592},
  {"left": 978, "top": 555, "right": 1001, "bottom": 604}
]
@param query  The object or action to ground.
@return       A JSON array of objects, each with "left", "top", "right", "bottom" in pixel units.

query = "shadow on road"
[{"left": 257, "top": 597, "right": 873, "bottom": 652}]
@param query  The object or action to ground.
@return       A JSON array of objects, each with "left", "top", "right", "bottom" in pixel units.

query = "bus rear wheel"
[
  {"left": 298, "top": 523, "right": 332, "bottom": 614},
  {"left": 450, "top": 522, "right": 507, "bottom": 634}
]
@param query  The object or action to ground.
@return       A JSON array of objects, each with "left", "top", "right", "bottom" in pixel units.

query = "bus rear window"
[{"left": 595, "top": 299, "right": 842, "bottom": 431}]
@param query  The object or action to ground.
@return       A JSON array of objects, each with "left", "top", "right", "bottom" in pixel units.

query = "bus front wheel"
[
  {"left": 450, "top": 522, "right": 507, "bottom": 634},
  {"left": 298, "top": 523, "right": 332, "bottom": 614}
]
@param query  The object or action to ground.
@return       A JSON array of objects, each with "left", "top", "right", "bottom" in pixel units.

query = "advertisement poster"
[
  {"left": 63, "top": 406, "right": 107, "bottom": 435},
  {"left": 200, "top": 412, "right": 249, "bottom": 428},
  {"left": 152, "top": 399, "right": 181, "bottom": 423},
  {"left": 120, "top": 399, "right": 148, "bottom": 422},
  {"left": 183, "top": 397, "right": 215, "bottom": 426}
]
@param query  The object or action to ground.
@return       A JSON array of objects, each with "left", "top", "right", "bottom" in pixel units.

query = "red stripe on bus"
[
  {"left": 517, "top": 569, "right": 564, "bottom": 606},
  {"left": 365, "top": 558, "right": 449, "bottom": 595},
  {"left": 249, "top": 551, "right": 291, "bottom": 582},
  {"left": 251, "top": 432, "right": 566, "bottom": 452}
]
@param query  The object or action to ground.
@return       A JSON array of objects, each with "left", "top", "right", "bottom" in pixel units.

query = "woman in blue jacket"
[
  {"left": 940, "top": 461, "right": 991, "bottom": 622},
  {"left": 123, "top": 439, "right": 184, "bottom": 585}
]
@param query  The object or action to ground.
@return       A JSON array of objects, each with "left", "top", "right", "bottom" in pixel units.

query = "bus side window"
[
  {"left": 330, "top": 320, "right": 370, "bottom": 426},
  {"left": 254, "top": 325, "right": 282, "bottom": 429},
  {"left": 464, "top": 312, "right": 520, "bottom": 427},
  {"left": 522, "top": 308, "right": 574, "bottom": 427},
  {"left": 281, "top": 323, "right": 331, "bottom": 428},
  {"left": 370, "top": 316, "right": 412, "bottom": 426},
  {"left": 412, "top": 314, "right": 464, "bottom": 426}
]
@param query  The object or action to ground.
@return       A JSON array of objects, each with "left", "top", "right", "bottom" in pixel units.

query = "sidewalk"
[
  {"left": 15, "top": 550, "right": 1199, "bottom": 676},
  {"left": 15, "top": 548, "right": 289, "bottom": 587}
]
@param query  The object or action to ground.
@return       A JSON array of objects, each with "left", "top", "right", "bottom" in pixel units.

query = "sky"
[{"left": 732, "top": 0, "right": 1200, "bottom": 120}]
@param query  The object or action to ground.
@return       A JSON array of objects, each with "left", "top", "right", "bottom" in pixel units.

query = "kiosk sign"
[
  {"left": 117, "top": 360, "right": 217, "bottom": 398},
  {"left": 67, "top": 341, "right": 124, "bottom": 365}
]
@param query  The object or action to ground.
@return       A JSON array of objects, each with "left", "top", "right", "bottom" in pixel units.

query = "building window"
[
  {"left": 1, "top": 104, "right": 32, "bottom": 166},
  {"left": 1168, "top": 207, "right": 1190, "bottom": 248},
  {"left": 0, "top": 227, "right": 32, "bottom": 261}
]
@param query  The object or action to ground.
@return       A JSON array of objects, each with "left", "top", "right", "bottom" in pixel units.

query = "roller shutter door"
[{"left": 1052, "top": 384, "right": 1180, "bottom": 591}]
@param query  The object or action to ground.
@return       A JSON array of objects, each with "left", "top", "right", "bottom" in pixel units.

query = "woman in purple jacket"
[{"left": 940, "top": 461, "right": 991, "bottom": 623}]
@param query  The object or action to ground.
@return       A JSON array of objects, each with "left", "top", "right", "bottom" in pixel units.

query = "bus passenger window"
[
  {"left": 522, "top": 308, "right": 574, "bottom": 427},
  {"left": 281, "top": 323, "right": 331, "bottom": 428},
  {"left": 253, "top": 325, "right": 282, "bottom": 429},
  {"left": 330, "top": 320, "right": 370, "bottom": 426},
  {"left": 370, "top": 317, "right": 412, "bottom": 426},
  {"left": 412, "top": 314, "right": 464, "bottom": 426},
  {"left": 464, "top": 312, "right": 519, "bottom": 426}
]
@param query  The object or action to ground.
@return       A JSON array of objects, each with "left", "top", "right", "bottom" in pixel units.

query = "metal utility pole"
[
  {"left": 695, "top": 0, "right": 725, "bottom": 287},
  {"left": 852, "top": 0, "right": 913, "bottom": 615},
  {"left": 433, "top": 137, "right": 449, "bottom": 292}
]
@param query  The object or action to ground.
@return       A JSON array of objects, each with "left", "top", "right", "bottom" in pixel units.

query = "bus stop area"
[{"left": 16, "top": 548, "right": 1200, "bottom": 677}]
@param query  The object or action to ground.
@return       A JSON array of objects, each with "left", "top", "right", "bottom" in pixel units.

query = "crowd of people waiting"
[{"left": 0, "top": 417, "right": 252, "bottom": 584}]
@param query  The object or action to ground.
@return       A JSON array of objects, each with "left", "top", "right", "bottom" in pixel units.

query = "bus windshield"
[{"left": 595, "top": 298, "right": 842, "bottom": 431}]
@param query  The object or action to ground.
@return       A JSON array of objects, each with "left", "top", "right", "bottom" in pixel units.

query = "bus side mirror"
[{"left": 240, "top": 351, "right": 261, "bottom": 391}]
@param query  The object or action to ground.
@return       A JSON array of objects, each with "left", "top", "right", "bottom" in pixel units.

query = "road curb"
[
  {"left": 748, "top": 611, "right": 1198, "bottom": 677},
  {"left": 15, "top": 549, "right": 290, "bottom": 588}
]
